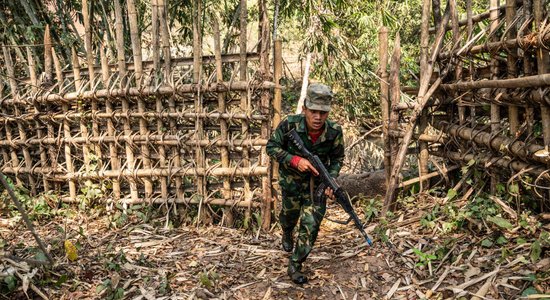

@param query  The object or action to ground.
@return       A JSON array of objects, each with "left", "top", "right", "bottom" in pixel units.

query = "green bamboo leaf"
[{"left": 487, "top": 216, "right": 513, "bottom": 230}]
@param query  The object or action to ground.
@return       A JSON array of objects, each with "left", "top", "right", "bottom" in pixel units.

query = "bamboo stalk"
[
  {"left": 2, "top": 46, "right": 36, "bottom": 195},
  {"left": 158, "top": 0, "right": 171, "bottom": 81},
  {"left": 388, "top": 34, "right": 401, "bottom": 172},
  {"left": 192, "top": 0, "right": 206, "bottom": 221},
  {"left": 2, "top": 167, "right": 269, "bottom": 179},
  {"left": 27, "top": 47, "right": 50, "bottom": 192},
  {"left": 435, "top": 122, "right": 550, "bottom": 165},
  {"left": 506, "top": 0, "right": 520, "bottom": 136},
  {"left": 441, "top": 74, "right": 550, "bottom": 91},
  {"left": 114, "top": 0, "right": 127, "bottom": 85},
  {"left": 258, "top": 0, "right": 272, "bottom": 230},
  {"left": 127, "top": 0, "right": 143, "bottom": 87},
  {"left": 100, "top": 39, "right": 121, "bottom": 200},
  {"left": 113, "top": 197, "right": 260, "bottom": 208},
  {"left": 431, "top": 150, "right": 550, "bottom": 180},
  {"left": 53, "top": 47, "right": 76, "bottom": 199},
  {"left": 534, "top": 0, "right": 550, "bottom": 147},
  {"left": 213, "top": 15, "right": 232, "bottom": 217},
  {"left": 428, "top": 3, "right": 511, "bottom": 33},
  {"left": 0, "top": 136, "right": 268, "bottom": 147},
  {"left": 522, "top": 0, "right": 535, "bottom": 133},
  {"left": 419, "top": 0, "right": 431, "bottom": 191},
  {"left": 239, "top": 0, "right": 253, "bottom": 224},
  {"left": 44, "top": 24, "right": 53, "bottom": 83},
  {"left": 398, "top": 166, "right": 460, "bottom": 188},
  {"left": 72, "top": 47, "right": 92, "bottom": 172},
  {"left": 151, "top": 0, "right": 160, "bottom": 72},
  {"left": 379, "top": 26, "right": 391, "bottom": 187},
  {"left": 272, "top": 38, "right": 283, "bottom": 213},
  {"left": 489, "top": 0, "right": 501, "bottom": 195}
]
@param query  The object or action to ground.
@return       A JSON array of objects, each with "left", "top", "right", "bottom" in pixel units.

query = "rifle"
[{"left": 286, "top": 129, "right": 373, "bottom": 246}]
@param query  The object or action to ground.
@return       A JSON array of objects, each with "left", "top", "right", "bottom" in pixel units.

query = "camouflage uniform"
[{"left": 266, "top": 114, "right": 344, "bottom": 267}]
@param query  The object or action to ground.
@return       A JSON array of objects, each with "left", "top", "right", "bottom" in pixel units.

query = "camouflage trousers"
[{"left": 279, "top": 174, "right": 326, "bottom": 265}]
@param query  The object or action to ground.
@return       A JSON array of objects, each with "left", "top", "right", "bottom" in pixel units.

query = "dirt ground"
[{"left": 1, "top": 199, "right": 549, "bottom": 299}]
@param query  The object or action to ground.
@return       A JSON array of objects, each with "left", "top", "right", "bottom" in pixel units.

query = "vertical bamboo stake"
[
  {"left": 419, "top": 0, "right": 431, "bottom": 191},
  {"left": 523, "top": 0, "right": 534, "bottom": 133},
  {"left": 127, "top": 0, "right": 143, "bottom": 87},
  {"left": 213, "top": 15, "right": 233, "bottom": 225},
  {"left": 388, "top": 34, "right": 401, "bottom": 177},
  {"left": 83, "top": 0, "right": 102, "bottom": 164},
  {"left": 27, "top": 47, "right": 50, "bottom": 192},
  {"left": 72, "top": 47, "right": 91, "bottom": 173},
  {"left": 272, "top": 38, "right": 283, "bottom": 213},
  {"left": 467, "top": 0, "right": 476, "bottom": 128},
  {"left": 114, "top": 0, "right": 127, "bottom": 85},
  {"left": 2, "top": 46, "right": 36, "bottom": 195},
  {"left": 489, "top": 0, "right": 501, "bottom": 194},
  {"left": 450, "top": 0, "right": 465, "bottom": 125},
  {"left": 114, "top": 0, "right": 138, "bottom": 202},
  {"left": 1, "top": 46, "right": 22, "bottom": 188},
  {"left": 534, "top": 0, "right": 550, "bottom": 147},
  {"left": 506, "top": 0, "right": 519, "bottom": 136},
  {"left": 259, "top": 0, "right": 272, "bottom": 230},
  {"left": 151, "top": 0, "right": 160, "bottom": 72},
  {"left": 239, "top": 0, "right": 252, "bottom": 223},
  {"left": 158, "top": 0, "right": 171, "bottom": 81},
  {"left": 378, "top": 27, "right": 391, "bottom": 187},
  {"left": 192, "top": 0, "right": 206, "bottom": 222},
  {"left": 44, "top": 24, "right": 53, "bottom": 83},
  {"left": 53, "top": 48, "right": 76, "bottom": 200},
  {"left": 151, "top": 0, "right": 167, "bottom": 203},
  {"left": 100, "top": 38, "right": 121, "bottom": 200}
]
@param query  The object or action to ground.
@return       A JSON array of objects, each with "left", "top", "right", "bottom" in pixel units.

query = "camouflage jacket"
[{"left": 266, "top": 114, "right": 345, "bottom": 180}]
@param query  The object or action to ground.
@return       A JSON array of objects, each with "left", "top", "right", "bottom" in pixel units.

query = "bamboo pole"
[
  {"left": 0, "top": 84, "right": 7, "bottom": 167},
  {"left": 53, "top": 48, "right": 76, "bottom": 200},
  {"left": 0, "top": 136, "right": 268, "bottom": 147},
  {"left": 467, "top": 0, "right": 476, "bottom": 129},
  {"left": 436, "top": 122, "right": 550, "bottom": 165},
  {"left": 432, "top": 150, "right": 550, "bottom": 181},
  {"left": 506, "top": 0, "right": 520, "bottom": 136},
  {"left": 534, "top": 0, "right": 550, "bottom": 147},
  {"left": 72, "top": 47, "right": 92, "bottom": 172},
  {"left": 116, "top": 197, "right": 259, "bottom": 208},
  {"left": 388, "top": 34, "right": 401, "bottom": 172},
  {"left": 44, "top": 24, "right": 53, "bottom": 83},
  {"left": 213, "top": 14, "right": 233, "bottom": 225},
  {"left": 259, "top": 0, "right": 272, "bottom": 230},
  {"left": 2, "top": 46, "right": 36, "bottom": 195},
  {"left": 272, "top": 38, "right": 283, "bottom": 213},
  {"left": 114, "top": 0, "right": 138, "bottom": 202},
  {"left": 193, "top": 0, "right": 207, "bottom": 222},
  {"left": 239, "top": 0, "right": 252, "bottom": 224},
  {"left": 419, "top": 0, "right": 431, "bottom": 191},
  {"left": 114, "top": 0, "right": 127, "bottom": 85},
  {"left": 158, "top": 0, "right": 171, "bottom": 81},
  {"left": 127, "top": 0, "right": 143, "bottom": 87},
  {"left": 2, "top": 167, "right": 269, "bottom": 180},
  {"left": 522, "top": 0, "right": 535, "bottom": 133},
  {"left": 441, "top": 74, "right": 550, "bottom": 91},
  {"left": 383, "top": 0, "right": 450, "bottom": 211},
  {"left": 378, "top": 26, "right": 391, "bottom": 187},
  {"left": 428, "top": 3, "right": 512, "bottom": 33},
  {"left": 100, "top": 38, "right": 121, "bottom": 200},
  {"left": 27, "top": 47, "right": 50, "bottom": 192},
  {"left": 151, "top": 0, "right": 160, "bottom": 72},
  {"left": 489, "top": 0, "right": 501, "bottom": 194}
]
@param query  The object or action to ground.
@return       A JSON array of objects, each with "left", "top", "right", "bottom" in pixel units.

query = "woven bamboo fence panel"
[
  {"left": 381, "top": 0, "right": 550, "bottom": 210},
  {"left": 0, "top": 0, "right": 275, "bottom": 226}
]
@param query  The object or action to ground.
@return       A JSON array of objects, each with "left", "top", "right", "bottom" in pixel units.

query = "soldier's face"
[{"left": 303, "top": 106, "right": 329, "bottom": 132}]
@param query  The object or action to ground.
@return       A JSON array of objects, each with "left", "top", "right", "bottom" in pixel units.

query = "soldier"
[{"left": 266, "top": 83, "right": 345, "bottom": 284}]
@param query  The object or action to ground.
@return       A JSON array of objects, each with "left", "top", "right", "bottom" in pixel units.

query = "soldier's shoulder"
[
  {"left": 287, "top": 114, "right": 304, "bottom": 124},
  {"left": 326, "top": 119, "right": 343, "bottom": 133}
]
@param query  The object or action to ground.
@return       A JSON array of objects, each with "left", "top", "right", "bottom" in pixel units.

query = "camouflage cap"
[{"left": 305, "top": 83, "right": 333, "bottom": 112}]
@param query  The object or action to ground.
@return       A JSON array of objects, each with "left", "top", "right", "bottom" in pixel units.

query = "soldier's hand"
[
  {"left": 325, "top": 187, "right": 334, "bottom": 199},
  {"left": 296, "top": 158, "right": 319, "bottom": 176}
]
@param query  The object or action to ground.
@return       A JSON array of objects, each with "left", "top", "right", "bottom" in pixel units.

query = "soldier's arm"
[{"left": 266, "top": 119, "right": 294, "bottom": 166}]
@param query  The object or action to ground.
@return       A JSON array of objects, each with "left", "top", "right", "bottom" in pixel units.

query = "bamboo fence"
[
  {"left": 0, "top": 0, "right": 279, "bottom": 229},
  {"left": 381, "top": 0, "right": 550, "bottom": 211}
]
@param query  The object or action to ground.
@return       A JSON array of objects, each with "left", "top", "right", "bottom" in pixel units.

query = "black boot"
[
  {"left": 282, "top": 230, "right": 294, "bottom": 252},
  {"left": 287, "top": 261, "right": 308, "bottom": 284}
]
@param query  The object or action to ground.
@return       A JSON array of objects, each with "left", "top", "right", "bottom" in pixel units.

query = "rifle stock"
[{"left": 287, "top": 129, "right": 373, "bottom": 246}]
